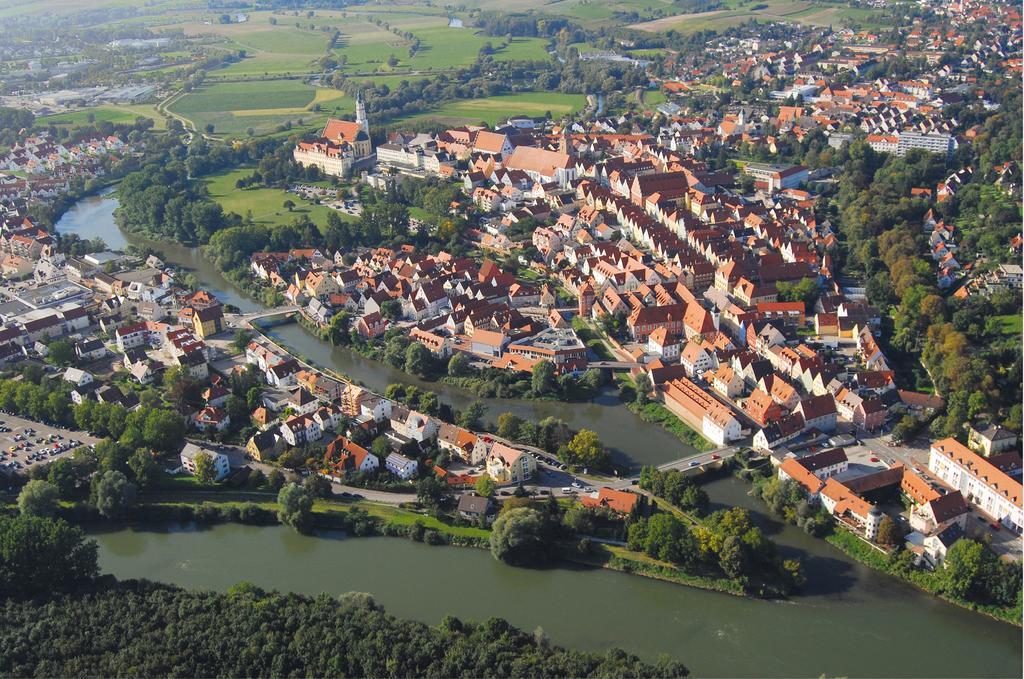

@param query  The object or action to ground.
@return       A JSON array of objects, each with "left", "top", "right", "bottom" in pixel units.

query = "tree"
[
  {"left": 193, "top": 452, "right": 217, "bottom": 484},
  {"left": 496, "top": 412, "right": 524, "bottom": 440},
  {"left": 371, "top": 436, "right": 391, "bottom": 459},
  {"left": 447, "top": 352, "right": 470, "bottom": 377},
  {"left": 404, "top": 342, "right": 432, "bottom": 376},
  {"left": 489, "top": 507, "right": 548, "bottom": 566},
  {"left": 0, "top": 515, "right": 98, "bottom": 596},
  {"left": 303, "top": 474, "right": 332, "bottom": 499},
  {"left": 47, "top": 457, "right": 81, "bottom": 498},
  {"left": 92, "top": 470, "right": 137, "bottom": 519},
  {"left": 283, "top": 199, "right": 295, "bottom": 212},
  {"left": 876, "top": 516, "right": 902, "bottom": 546},
  {"left": 143, "top": 409, "right": 186, "bottom": 453},
  {"left": 474, "top": 476, "right": 497, "bottom": 498},
  {"left": 416, "top": 476, "right": 452, "bottom": 509},
  {"left": 531, "top": 360, "right": 556, "bottom": 395},
  {"left": 231, "top": 330, "right": 252, "bottom": 353},
  {"left": 942, "top": 539, "right": 988, "bottom": 599},
  {"left": 17, "top": 480, "right": 59, "bottom": 517},
  {"left": 266, "top": 469, "right": 285, "bottom": 491},
  {"left": 128, "top": 449, "right": 159, "bottom": 488},
  {"left": 46, "top": 339, "right": 76, "bottom": 367},
  {"left": 380, "top": 299, "right": 402, "bottom": 320},
  {"left": 562, "top": 429, "right": 610, "bottom": 470},
  {"left": 633, "top": 373, "right": 653, "bottom": 405},
  {"left": 776, "top": 277, "right": 819, "bottom": 309},
  {"left": 277, "top": 483, "right": 313, "bottom": 533},
  {"left": 457, "top": 401, "right": 487, "bottom": 430}
]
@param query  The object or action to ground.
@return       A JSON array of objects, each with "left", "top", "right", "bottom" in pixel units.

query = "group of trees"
[
  {"left": 638, "top": 467, "right": 709, "bottom": 516},
  {"left": 0, "top": 576, "right": 687, "bottom": 677},
  {"left": 629, "top": 507, "right": 804, "bottom": 592},
  {"left": 939, "top": 538, "right": 1022, "bottom": 609},
  {"left": 827, "top": 139, "right": 1022, "bottom": 436},
  {"left": 750, "top": 474, "right": 833, "bottom": 536},
  {"left": 495, "top": 411, "right": 613, "bottom": 471},
  {"left": 488, "top": 500, "right": 565, "bottom": 567},
  {"left": 0, "top": 515, "right": 98, "bottom": 597}
]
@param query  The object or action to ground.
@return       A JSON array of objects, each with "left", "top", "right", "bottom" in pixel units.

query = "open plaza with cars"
[{"left": 0, "top": 412, "right": 100, "bottom": 477}]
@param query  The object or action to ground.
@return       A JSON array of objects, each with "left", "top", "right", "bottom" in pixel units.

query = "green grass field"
[
  {"left": 990, "top": 315, "right": 1023, "bottom": 338},
  {"left": 204, "top": 167, "right": 355, "bottom": 230},
  {"left": 39, "top": 106, "right": 160, "bottom": 127},
  {"left": 394, "top": 91, "right": 586, "bottom": 126},
  {"left": 321, "top": 12, "right": 549, "bottom": 75},
  {"left": 168, "top": 80, "right": 350, "bottom": 137},
  {"left": 628, "top": 0, "right": 884, "bottom": 33}
]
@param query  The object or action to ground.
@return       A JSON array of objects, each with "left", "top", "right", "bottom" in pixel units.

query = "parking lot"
[{"left": 0, "top": 412, "right": 101, "bottom": 476}]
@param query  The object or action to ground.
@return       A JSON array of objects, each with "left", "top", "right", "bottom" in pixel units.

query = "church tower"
[{"left": 355, "top": 93, "right": 368, "bottom": 135}]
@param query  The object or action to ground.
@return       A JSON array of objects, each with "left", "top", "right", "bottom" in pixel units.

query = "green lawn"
[
  {"left": 40, "top": 106, "right": 150, "bottom": 127},
  {"left": 204, "top": 167, "right": 356, "bottom": 230},
  {"left": 168, "top": 80, "right": 350, "bottom": 137},
  {"left": 990, "top": 315, "right": 1023, "bottom": 338},
  {"left": 394, "top": 92, "right": 586, "bottom": 127}
]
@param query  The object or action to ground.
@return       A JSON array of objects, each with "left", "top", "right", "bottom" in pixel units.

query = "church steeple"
[{"left": 355, "top": 92, "right": 368, "bottom": 135}]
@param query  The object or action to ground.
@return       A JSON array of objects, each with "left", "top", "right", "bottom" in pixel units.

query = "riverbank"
[
  {"left": 12, "top": 484, "right": 753, "bottom": 601},
  {"left": 737, "top": 471, "right": 1022, "bottom": 627},
  {"left": 88, "top": 515, "right": 1024, "bottom": 677},
  {"left": 824, "top": 527, "right": 1022, "bottom": 626}
]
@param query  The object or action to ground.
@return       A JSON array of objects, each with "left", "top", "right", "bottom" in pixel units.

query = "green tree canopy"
[
  {"left": 277, "top": 483, "right": 313, "bottom": 533},
  {"left": 17, "top": 480, "right": 59, "bottom": 518},
  {"left": 0, "top": 515, "right": 98, "bottom": 596},
  {"left": 490, "top": 507, "right": 548, "bottom": 566}
]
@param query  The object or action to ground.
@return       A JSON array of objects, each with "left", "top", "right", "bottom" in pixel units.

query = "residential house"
[
  {"left": 486, "top": 442, "right": 536, "bottom": 485},
  {"left": 385, "top": 452, "right": 418, "bottom": 480},
  {"left": 180, "top": 443, "right": 230, "bottom": 480}
]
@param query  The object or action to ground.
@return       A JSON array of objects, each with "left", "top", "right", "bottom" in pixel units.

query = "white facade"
[
  {"left": 180, "top": 443, "right": 230, "bottom": 481},
  {"left": 386, "top": 452, "right": 418, "bottom": 479},
  {"left": 928, "top": 440, "right": 1023, "bottom": 533}
]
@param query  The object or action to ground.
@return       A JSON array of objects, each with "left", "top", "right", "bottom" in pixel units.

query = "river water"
[
  {"left": 93, "top": 477, "right": 1022, "bottom": 678},
  {"left": 54, "top": 188, "right": 262, "bottom": 314},
  {"left": 63, "top": 192, "right": 1022, "bottom": 677}
]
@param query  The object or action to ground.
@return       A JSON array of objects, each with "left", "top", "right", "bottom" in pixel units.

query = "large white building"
[
  {"left": 928, "top": 438, "right": 1022, "bottom": 533},
  {"left": 292, "top": 95, "right": 373, "bottom": 178}
]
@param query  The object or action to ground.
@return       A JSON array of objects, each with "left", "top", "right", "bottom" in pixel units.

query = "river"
[
  {"left": 54, "top": 187, "right": 262, "bottom": 314},
  {"left": 62, "top": 192, "right": 1022, "bottom": 677},
  {"left": 93, "top": 476, "right": 1022, "bottom": 678}
]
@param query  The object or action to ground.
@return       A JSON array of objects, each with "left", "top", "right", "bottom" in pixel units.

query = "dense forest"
[{"left": 0, "top": 515, "right": 688, "bottom": 678}]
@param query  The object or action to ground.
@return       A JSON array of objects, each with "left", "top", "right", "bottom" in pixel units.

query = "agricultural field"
[
  {"left": 393, "top": 91, "right": 586, "bottom": 127},
  {"left": 330, "top": 14, "right": 549, "bottom": 74},
  {"left": 204, "top": 167, "right": 355, "bottom": 230},
  {"left": 628, "top": 0, "right": 884, "bottom": 33},
  {"left": 167, "top": 80, "right": 350, "bottom": 137},
  {"left": 39, "top": 107, "right": 149, "bottom": 127},
  {"left": 544, "top": 0, "right": 680, "bottom": 25}
]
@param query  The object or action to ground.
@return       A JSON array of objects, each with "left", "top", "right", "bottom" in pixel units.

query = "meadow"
[
  {"left": 627, "top": 0, "right": 885, "bottom": 33},
  {"left": 40, "top": 107, "right": 149, "bottom": 127},
  {"left": 167, "top": 80, "right": 351, "bottom": 137},
  {"left": 393, "top": 92, "right": 586, "bottom": 127},
  {"left": 204, "top": 167, "right": 355, "bottom": 230}
]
